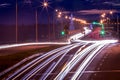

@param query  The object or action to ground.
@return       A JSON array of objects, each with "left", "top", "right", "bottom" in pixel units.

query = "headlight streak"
[
  {"left": 71, "top": 43, "right": 107, "bottom": 80},
  {"left": 39, "top": 62, "right": 56, "bottom": 80},
  {"left": 3, "top": 25, "right": 118, "bottom": 80},
  {"left": 77, "top": 44, "right": 109, "bottom": 80},
  {"left": 6, "top": 44, "right": 75, "bottom": 80},
  {"left": 73, "top": 44, "right": 88, "bottom": 57},
  {"left": 71, "top": 40, "right": 118, "bottom": 44},
  {"left": 54, "top": 43, "right": 100, "bottom": 80},
  {"left": 68, "top": 27, "right": 91, "bottom": 42},
  {"left": 40, "top": 44, "right": 81, "bottom": 80},
  {"left": 0, "top": 42, "right": 69, "bottom": 50},
  {"left": 55, "top": 39, "right": 116, "bottom": 80},
  {"left": 22, "top": 44, "right": 80, "bottom": 80}
]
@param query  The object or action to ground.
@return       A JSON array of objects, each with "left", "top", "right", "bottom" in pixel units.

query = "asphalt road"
[
  {"left": 87, "top": 43, "right": 120, "bottom": 80},
  {"left": 1, "top": 40, "right": 119, "bottom": 80}
]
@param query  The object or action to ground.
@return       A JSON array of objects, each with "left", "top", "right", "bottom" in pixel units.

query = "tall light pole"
[
  {"left": 42, "top": 1, "right": 49, "bottom": 41},
  {"left": 35, "top": 8, "right": 38, "bottom": 42},
  {"left": 35, "top": 1, "right": 49, "bottom": 42},
  {"left": 16, "top": 0, "right": 18, "bottom": 43},
  {"left": 117, "top": 15, "right": 119, "bottom": 38}
]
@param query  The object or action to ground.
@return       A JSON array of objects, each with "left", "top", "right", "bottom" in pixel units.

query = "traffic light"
[
  {"left": 100, "top": 29, "right": 105, "bottom": 36},
  {"left": 61, "top": 31, "right": 65, "bottom": 35},
  {"left": 61, "top": 24, "right": 69, "bottom": 36},
  {"left": 92, "top": 21, "right": 97, "bottom": 25}
]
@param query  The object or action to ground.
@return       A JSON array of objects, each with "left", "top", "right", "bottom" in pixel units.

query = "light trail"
[
  {"left": 22, "top": 44, "right": 80, "bottom": 80},
  {"left": 41, "top": 43, "right": 87, "bottom": 80},
  {"left": 71, "top": 39, "right": 118, "bottom": 44},
  {"left": 0, "top": 42, "right": 69, "bottom": 50},
  {"left": 54, "top": 43, "right": 99, "bottom": 80},
  {"left": 72, "top": 40, "right": 117, "bottom": 79},
  {"left": 68, "top": 27, "right": 91, "bottom": 42},
  {"left": 4, "top": 25, "right": 118, "bottom": 80},
  {"left": 6, "top": 44, "right": 74, "bottom": 80},
  {"left": 71, "top": 43, "right": 107, "bottom": 80},
  {"left": 39, "top": 62, "right": 56, "bottom": 80},
  {"left": 54, "top": 40, "right": 117, "bottom": 80}
]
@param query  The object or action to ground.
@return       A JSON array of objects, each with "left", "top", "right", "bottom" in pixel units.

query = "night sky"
[
  {"left": 0, "top": 0, "right": 120, "bottom": 25},
  {"left": 0, "top": 0, "right": 120, "bottom": 44}
]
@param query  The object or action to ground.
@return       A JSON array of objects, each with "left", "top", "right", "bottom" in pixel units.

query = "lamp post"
[
  {"left": 35, "top": 1, "right": 49, "bottom": 42},
  {"left": 16, "top": 0, "right": 18, "bottom": 43},
  {"left": 35, "top": 8, "right": 38, "bottom": 42},
  {"left": 42, "top": 1, "right": 50, "bottom": 41},
  {"left": 117, "top": 15, "right": 119, "bottom": 39}
]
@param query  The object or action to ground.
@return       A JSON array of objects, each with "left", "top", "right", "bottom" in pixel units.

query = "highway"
[
  {"left": 0, "top": 0, "right": 120, "bottom": 80},
  {"left": 4, "top": 39, "right": 118, "bottom": 80},
  {"left": 4, "top": 28, "right": 118, "bottom": 80}
]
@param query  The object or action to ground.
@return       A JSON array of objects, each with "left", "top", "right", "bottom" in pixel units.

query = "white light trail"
[
  {"left": 71, "top": 39, "right": 118, "bottom": 44},
  {"left": 42, "top": 43, "right": 86, "bottom": 80},
  {"left": 40, "top": 62, "right": 56, "bottom": 80},
  {"left": 6, "top": 44, "right": 74, "bottom": 80},
  {"left": 68, "top": 27, "right": 91, "bottom": 42},
  {"left": 54, "top": 39, "right": 116, "bottom": 80},
  {"left": 71, "top": 43, "right": 106, "bottom": 80},
  {"left": 22, "top": 44, "right": 80, "bottom": 80},
  {"left": 54, "top": 43, "right": 99, "bottom": 80},
  {"left": 0, "top": 42, "right": 69, "bottom": 50}
]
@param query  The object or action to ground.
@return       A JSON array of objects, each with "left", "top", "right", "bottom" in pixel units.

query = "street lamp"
[
  {"left": 55, "top": 9, "right": 58, "bottom": 12},
  {"left": 110, "top": 11, "right": 113, "bottom": 15},
  {"left": 35, "top": 1, "right": 49, "bottom": 42},
  {"left": 43, "top": 2, "right": 48, "bottom": 8},
  {"left": 42, "top": 1, "right": 51, "bottom": 41}
]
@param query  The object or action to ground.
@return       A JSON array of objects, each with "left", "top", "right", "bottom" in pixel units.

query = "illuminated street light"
[
  {"left": 35, "top": 1, "right": 49, "bottom": 42},
  {"left": 83, "top": 21, "right": 87, "bottom": 24},
  {"left": 100, "top": 20, "right": 103, "bottom": 24},
  {"left": 101, "top": 13, "right": 106, "bottom": 18},
  {"left": 43, "top": 2, "right": 48, "bottom": 7},
  {"left": 42, "top": 0, "right": 51, "bottom": 41},
  {"left": 65, "top": 16, "right": 68, "bottom": 19},
  {"left": 72, "top": 18, "right": 75, "bottom": 21},
  {"left": 110, "top": 11, "right": 113, "bottom": 15},
  {"left": 59, "top": 12, "right": 62, "bottom": 15},
  {"left": 58, "top": 14, "right": 61, "bottom": 18},
  {"left": 55, "top": 9, "right": 58, "bottom": 12}
]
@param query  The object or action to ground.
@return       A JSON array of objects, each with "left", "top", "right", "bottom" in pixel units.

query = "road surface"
[{"left": 2, "top": 40, "right": 119, "bottom": 80}]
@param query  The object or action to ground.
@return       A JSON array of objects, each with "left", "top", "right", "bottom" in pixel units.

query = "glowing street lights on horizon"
[
  {"left": 110, "top": 11, "right": 113, "bottom": 15},
  {"left": 56, "top": 9, "right": 87, "bottom": 24}
]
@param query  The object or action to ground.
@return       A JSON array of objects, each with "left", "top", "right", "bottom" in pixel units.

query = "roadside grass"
[{"left": 0, "top": 45, "right": 63, "bottom": 72}]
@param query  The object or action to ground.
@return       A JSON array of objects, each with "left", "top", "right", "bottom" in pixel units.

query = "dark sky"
[{"left": 0, "top": 0, "right": 120, "bottom": 25}]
